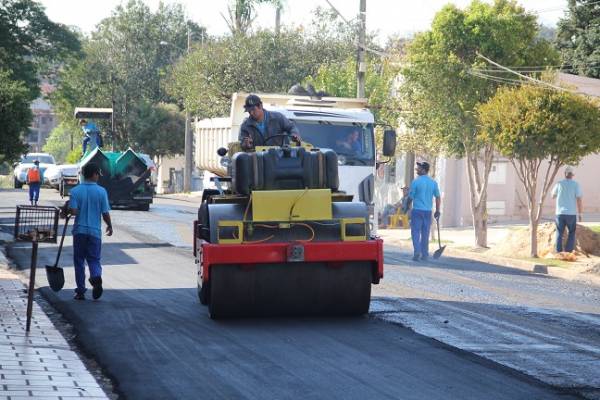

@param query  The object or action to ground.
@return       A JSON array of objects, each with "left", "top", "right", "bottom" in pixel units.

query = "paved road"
[{"left": 0, "top": 188, "right": 588, "bottom": 399}]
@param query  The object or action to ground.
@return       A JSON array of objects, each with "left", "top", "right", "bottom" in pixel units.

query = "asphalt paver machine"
[
  {"left": 66, "top": 108, "right": 154, "bottom": 210},
  {"left": 193, "top": 139, "right": 385, "bottom": 318}
]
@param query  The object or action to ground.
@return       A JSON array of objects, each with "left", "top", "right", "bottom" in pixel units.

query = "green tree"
[
  {"left": 478, "top": 84, "right": 600, "bottom": 256},
  {"left": 0, "top": 0, "right": 80, "bottom": 162},
  {"left": 222, "top": 0, "right": 283, "bottom": 35},
  {"left": 50, "top": 0, "right": 202, "bottom": 148},
  {"left": 167, "top": 29, "right": 354, "bottom": 118},
  {"left": 400, "top": 0, "right": 558, "bottom": 247},
  {"left": 0, "top": 69, "right": 30, "bottom": 163},
  {"left": 127, "top": 102, "right": 185, "bottom": 158},
  {"left": 556, "top": 0, "right": 600, "bottom": 78},
  {"left": 0, "top": 0, "right": 81, "bottom": 99},
  {"left": 43, "top": 121, "right": 80, "bottom": 163},
  {"left": 304, "top": 56, "right": 401, "bottom": 126}
]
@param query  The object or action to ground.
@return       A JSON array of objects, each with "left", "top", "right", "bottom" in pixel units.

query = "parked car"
[
  {"left": 44, "top": 164, "right": 79, "bottom": 190},
  {"left": 13, "top": 153, "right": 56, "bottom": 189}
]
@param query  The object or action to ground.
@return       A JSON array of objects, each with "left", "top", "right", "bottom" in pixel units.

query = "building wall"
[
  {"left": 28, "top": 98, "right": 57, "bottom": 152},
  {"left": 439, "top": 153, "right": 600, "bottom": 227},
  {"left": 155, "top": 155, "right": 185, "bottom": 194}
]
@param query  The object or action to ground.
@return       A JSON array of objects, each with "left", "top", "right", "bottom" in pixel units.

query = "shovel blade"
[
  {"left": 45, "top": 266, "right": 65, "bottom": 292},
  {"left": 433, "top": 245, "right": 446, "bottom": 260}
]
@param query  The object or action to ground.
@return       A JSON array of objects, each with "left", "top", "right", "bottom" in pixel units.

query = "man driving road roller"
[{"left": 239, "top": 94, "right": 301, "bottom": 151}]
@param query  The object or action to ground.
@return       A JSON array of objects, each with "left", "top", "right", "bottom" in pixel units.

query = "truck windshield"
[
  {"left": 21, "top": 155, "right": 55, "bottom": 164},
  {"left": 293, "top": 121, "right": 375, "bottom": 166}
]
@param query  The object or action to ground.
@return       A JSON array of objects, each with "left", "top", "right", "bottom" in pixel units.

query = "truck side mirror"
[
  {"left": 217, "top": 147, "right": 228, "bottom": 157},
  {"left": 382, "top": 130, "right": 397, "bottom": 157}
]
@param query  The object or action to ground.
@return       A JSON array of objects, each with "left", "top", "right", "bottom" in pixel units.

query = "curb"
[{"left": 382, "top": 237, "right": 600, "bottom": 285}]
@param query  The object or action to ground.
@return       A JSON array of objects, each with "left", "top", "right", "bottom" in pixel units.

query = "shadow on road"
[{"left": 384, "top": 247, "right": 553, "bottom": 278}]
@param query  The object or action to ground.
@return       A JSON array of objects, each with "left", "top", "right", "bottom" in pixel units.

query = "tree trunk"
[
  {"left": 465, "top": 149, "right": 493, "bottom": 248},
  {"left": 473, "top": 204, "right": 487, "bottom": 247},
  {"left": 529, "top": 217, "right": 538, "bottom": 258}
]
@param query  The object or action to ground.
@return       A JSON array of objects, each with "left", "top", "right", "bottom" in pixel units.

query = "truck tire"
[
  {"left": 14, "top": 177, "right": 22, "bottom": 189},
  {"left": 137, "top": 203, "right": 150, "bottom": 211}
]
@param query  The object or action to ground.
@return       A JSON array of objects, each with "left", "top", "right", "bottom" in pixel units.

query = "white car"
[
  {"left": 13, "top": 153, "right": 56, "bottom": 189},
  {"left": 44, "top": 164, "right": 79, "bottom": 189}
]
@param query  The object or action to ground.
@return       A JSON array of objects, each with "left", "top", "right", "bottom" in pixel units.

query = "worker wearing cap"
[
  {"left": 69, "top": 163, "right": 112, "bottom": 301},
  {"left": 408, "top": 161, "right": 441, "bottom": 261},
  {"left": 80, "top": 119, "right": 103, "bottom": 154},
  {"left": 26, "top": 160, "right": 43, "bottom": 206},
  {"left": 551, "top": 166, "right": 583, "bottom": 253},
  {"left": 239, "top": 94, "right": 301, "bottom": 151}
]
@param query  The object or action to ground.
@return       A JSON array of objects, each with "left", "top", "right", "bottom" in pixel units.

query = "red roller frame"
[{"left": 197, "top": 239, "right": 384, "bottom": 283}]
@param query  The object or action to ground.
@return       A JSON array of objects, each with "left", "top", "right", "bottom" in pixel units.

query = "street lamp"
[{"left": 160, "top": 28, "right": 193, "bottom": 192}]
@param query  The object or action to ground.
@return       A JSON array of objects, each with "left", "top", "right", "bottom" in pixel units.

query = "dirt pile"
[{"left": 491, "top": 223, "right": 600, "bottom": 259}]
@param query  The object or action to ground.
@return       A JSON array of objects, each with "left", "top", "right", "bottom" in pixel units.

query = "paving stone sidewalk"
[{"left": 0, "top": 260, "right": 108, "bottom": 400}]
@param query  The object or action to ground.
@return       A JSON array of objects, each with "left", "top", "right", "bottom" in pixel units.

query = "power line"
[{"left": 476, "top": 52, "right": 571, "bottom": 92}]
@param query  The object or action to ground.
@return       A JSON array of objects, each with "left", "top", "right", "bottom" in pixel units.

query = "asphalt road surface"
[{"left": 1, "top": 188, "right": 593, "bottom": 399}]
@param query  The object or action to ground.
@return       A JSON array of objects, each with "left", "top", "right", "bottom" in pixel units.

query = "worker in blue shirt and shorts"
[
  {"left": 408, "top": 161, "right": 441, "bottom": 261},
  {"left": 69, "top": 163, "right": 113, "bottom": 300}
]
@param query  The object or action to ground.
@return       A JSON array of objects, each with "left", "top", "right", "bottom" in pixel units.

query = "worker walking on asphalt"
[
  {"left": 26, "top": 160, "right": 42, "bottom": 206},
  {"left": 239, "top": 94, "right": 301, "bottom": 151},
  {"left": 551, "top": 166, "right": 583, "bottom": 253},
  {"left": 409, "top": 161, "right": 441, "bottom": 261},
  {"left": 69, "top": 163, "right": 113, "bottom": 300}
]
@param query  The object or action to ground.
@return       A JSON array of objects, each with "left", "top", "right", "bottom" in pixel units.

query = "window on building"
[{"left": 488, "top": 162, "right": 507, "bottom": 184}]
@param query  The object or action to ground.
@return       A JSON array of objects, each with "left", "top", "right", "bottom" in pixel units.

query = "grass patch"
[
  {"left": 0, "top": 175, "right": 13, "bottom": 189},
  {"left": 589, "top": 225, "right": 600, "bottom": 234}
]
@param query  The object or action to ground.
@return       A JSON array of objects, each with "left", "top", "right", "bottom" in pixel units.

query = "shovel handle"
[
  {"left": 436, "top": 217, "right": 442, "bottom": 248},
  {"left": 52, "top": 215, "right": 70, "bottom": 267}
]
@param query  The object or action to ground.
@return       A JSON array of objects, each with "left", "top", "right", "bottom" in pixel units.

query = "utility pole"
[
  {"left": 183, "top": 26, "right": 192, "bottom": 192},
  {"left": 357, "top": 0, "right": 366, "bottom": 98},
  {"left": 275, "top": 5, "right": 281, "bottom": 35}
]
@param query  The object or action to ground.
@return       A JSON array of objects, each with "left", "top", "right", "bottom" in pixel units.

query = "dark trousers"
[
  {"left": 28, "top": 182, "right": 40, "bottom": 202},
  {"left": 555, "top": 214, "right": 577, "bottom": 253},
  {"left": 411, "top": 209, "right": 432, "bottom": 258},
  {"left": 73, "top": 234, "right": 102, "bottom": 294}
]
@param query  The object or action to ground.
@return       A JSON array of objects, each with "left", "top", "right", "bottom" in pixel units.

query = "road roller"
[{"left": 193, "top": 139, "right": 384, "bottom": 318}]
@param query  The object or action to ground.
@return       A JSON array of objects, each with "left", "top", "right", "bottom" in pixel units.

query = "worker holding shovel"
[{"left": 409, "top": 161, "right": 442, "bottom": 261}]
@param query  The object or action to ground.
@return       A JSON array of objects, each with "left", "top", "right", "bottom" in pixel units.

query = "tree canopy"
[
  {"left": 556, "top": 0, "right": 600, "bottom": 78},
  {"left": 399, "top": 0, "right": 559, "bottom": 247},
  {"left": 0, "top": 0, "right": 80, "bottom": 162},
  {"left": 167, "top": 28, "right": 355, "bottom": 118},
  {"left": 50, "top": 0, "right": 200, "bottom": 156}
]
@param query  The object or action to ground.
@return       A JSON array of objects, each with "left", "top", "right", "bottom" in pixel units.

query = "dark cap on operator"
[{"left": 243, "top": 94, "right": 262, "bottom": 111}]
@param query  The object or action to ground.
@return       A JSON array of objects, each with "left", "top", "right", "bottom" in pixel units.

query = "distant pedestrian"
[
  {"left": 551, "top": 166, "right": 582, "bottom": 253},
  {"left": 26, "top": 160, "right": 42, "bottom": 206},
  {"left": 409, "top": 161, "right": 441, "bottom": 261},
  {"left": 69, "top": 163, "right": 112, "bottom": 300}
]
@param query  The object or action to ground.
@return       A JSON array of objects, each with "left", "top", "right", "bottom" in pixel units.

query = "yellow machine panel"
[{"left": 252, "top": 189, "right": 332, "bottom": 222}]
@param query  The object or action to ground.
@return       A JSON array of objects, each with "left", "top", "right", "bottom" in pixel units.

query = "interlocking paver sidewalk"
[{"left": 0, "top": 264, "right": 108, "bottom": 400}]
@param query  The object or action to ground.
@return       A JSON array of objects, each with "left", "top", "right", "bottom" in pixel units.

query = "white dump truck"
[{"left": 194, "top": 92, "right": 396, "bottom": 230}]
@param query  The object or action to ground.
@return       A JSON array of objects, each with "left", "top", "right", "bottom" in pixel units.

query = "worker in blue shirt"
[
  {"left": 408, "top": 161, "right": 441, "bottom": 261},
  {"left": 551, "top": 166, "right": 583, "bottom": 253},
  {"left": 69, "top": 163, "right": 113, "bottom": 300},
  {"left": 80, "top": 119, "right": 103, "bottom": 153}
]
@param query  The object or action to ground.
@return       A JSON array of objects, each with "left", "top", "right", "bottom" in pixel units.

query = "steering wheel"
[{"left": 263, "top": 134, "right": 292, "bottom": 146}]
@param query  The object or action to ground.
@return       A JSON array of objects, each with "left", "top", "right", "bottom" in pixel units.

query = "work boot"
[
  {"left": 89, "top": 276, "right": 103, "bottom": 300},
  {"left": 412, "top": 255, "right": 420, "bottom": 262},
  {"left": 73, "top": 292, "right": 85, "bottom": 301}
]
